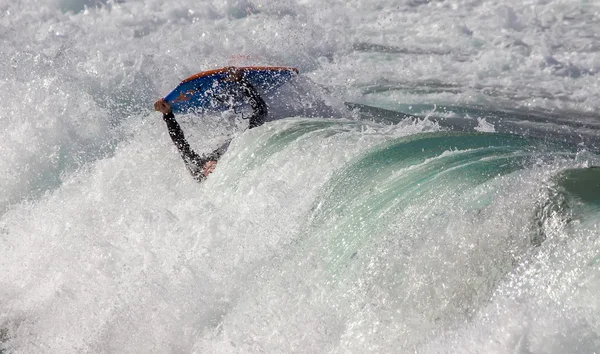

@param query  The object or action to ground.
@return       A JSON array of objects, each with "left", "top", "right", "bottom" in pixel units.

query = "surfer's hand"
[
  {"left": 202, "top": 160, "right": 218, "bottom": 176},
  {"left": 154, "top": 99, "right": 171, "bottom": 114},
  {"left": 223, "top": 66, "right": 243, "bottom": 82}
]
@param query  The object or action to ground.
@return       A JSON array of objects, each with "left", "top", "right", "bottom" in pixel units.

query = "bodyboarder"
[{"left": 154, "top": 67, "right": 267, "bottom": 182}]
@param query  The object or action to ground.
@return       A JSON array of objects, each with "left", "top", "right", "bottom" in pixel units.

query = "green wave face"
[
  {"left": 308, "top": 132, "right": 540, "bottom": 270},
  {"left": 229, "top": 121, "right": 600, "bottom": 348}
]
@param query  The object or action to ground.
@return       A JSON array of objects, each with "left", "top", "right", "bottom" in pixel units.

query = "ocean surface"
[{"left": 1, "top": 0, "right": 600, "bottom": 353}]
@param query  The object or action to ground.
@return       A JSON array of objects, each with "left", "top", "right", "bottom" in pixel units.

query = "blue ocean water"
[{"left": 1, "top": 0, "right": 600, "bottom": 353}]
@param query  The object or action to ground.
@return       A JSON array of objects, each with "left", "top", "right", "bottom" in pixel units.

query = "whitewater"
[{"left": 2, "top": 0, "right": 600, "bottom": 353}]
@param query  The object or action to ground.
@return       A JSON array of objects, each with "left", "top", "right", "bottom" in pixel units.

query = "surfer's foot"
[{"left": 201, "top": 160, "right": 217, "bottom": 176}]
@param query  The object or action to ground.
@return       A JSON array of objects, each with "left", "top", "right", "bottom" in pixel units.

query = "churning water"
[{"left": 1, "top": 0, "right": 600, "bottom": 352}]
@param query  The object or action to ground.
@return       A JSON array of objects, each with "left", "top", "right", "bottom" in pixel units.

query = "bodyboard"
[{"left": 164, "top": 66, "right": 299, "bottom": 114}]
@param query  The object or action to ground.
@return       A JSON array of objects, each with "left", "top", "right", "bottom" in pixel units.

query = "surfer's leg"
[
  {"left": 248, "top": 106, "right": 267, "bottom": 129},
  {"left": 204, "top": 140, "right": 232, "bottom": 161},
  {"left": 239, "top": 79, "right": 268, "bottom": 129},
  {"left": 195, "top": 140, "right": 232, "bottom": 178},
  {"left": 156, "top": 99, "right": 223, "bottom": 182},
  {"left": 162, "top": 111, "right": 208, "bottom": 181}
]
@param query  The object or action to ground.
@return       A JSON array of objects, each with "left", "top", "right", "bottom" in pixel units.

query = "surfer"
[{"left": 154, "top": 67, "right": 267, "bottom": 182}]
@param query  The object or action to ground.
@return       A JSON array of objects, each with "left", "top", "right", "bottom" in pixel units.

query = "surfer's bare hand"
[
  {"left": 202, "top": 160, "right": 217, "bottom": 176},
  {"left": 154, "top": 99, "right": 171, "bottom": 114},
  {"left": 223, "top": 66, "right": 243, "bottom": 82}
]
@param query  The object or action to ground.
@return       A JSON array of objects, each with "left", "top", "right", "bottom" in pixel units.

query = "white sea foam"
[{"left": 1, "top": 0, "right": 600, "bottom": 353}]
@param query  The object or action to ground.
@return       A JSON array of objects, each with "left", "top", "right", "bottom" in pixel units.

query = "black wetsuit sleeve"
[
  {"left": 162, "top": 111, "right": 208, "bottom": 181},
  {"left": 239, "top": 78, "right": 267, "bottom": 129}
]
